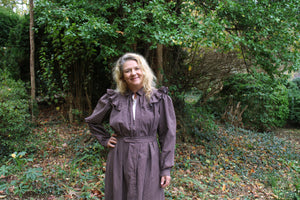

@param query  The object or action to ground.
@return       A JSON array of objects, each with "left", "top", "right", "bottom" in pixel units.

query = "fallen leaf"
[
  {"left": 222, "top": 184, "right": 226, "bottom": 191},
  {"left": 91, "top": 189, "right": 104, "bottom": 198}
]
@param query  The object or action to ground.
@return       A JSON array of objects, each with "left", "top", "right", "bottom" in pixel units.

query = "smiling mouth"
[{"left": 131, "top": 77, "right": 140, "bottom": 80}]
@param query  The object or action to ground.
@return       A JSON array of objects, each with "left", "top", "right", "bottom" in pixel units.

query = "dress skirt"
[{"left": 104, "top": 136, "right": 165, "bottom": 200}]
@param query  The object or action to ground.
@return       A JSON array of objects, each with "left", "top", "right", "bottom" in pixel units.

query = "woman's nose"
[{"left": 131, "top": 69, "right": 137, "bottom": 75}]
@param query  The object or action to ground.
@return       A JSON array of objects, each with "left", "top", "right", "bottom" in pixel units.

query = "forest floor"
[{"left": 0, "top": 109, "right": 299, "bottom": 200}]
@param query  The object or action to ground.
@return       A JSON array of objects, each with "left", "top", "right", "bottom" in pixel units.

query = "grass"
[{"left": 0, "top": 118, "right": 299, "bottom": 199}]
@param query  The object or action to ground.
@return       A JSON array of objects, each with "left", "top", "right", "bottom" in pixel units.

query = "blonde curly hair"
[{"left": 113, "top": 53, "right": 157, "bottom": 99}]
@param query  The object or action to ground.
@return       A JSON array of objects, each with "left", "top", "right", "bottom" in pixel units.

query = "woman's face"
[{"left": 122, "top": 59, "right": 144, "bottom": 92}]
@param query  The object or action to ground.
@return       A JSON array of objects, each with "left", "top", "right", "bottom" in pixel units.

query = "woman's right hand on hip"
[{"left": 107, "top": 134, "right": 117, "bottom": 148}]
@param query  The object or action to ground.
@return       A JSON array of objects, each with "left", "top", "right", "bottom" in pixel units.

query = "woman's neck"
[{"left": 128, "top": 86, "right": 143, "bottom": 94}]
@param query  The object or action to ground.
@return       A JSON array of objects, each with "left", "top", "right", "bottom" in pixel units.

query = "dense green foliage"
[
  {"left": 31, "top": 0, "right": 299, "bottom": 117},
  {"left": 35, "top": 0, "right": 115, "bottom": 113},
  {"left": 0, "top": 69, "right": 31, "bottom": 157},
  {"left": 211, "top": 0, "right": 300, "bottom": 77},
  {"left": 0, "top": 0, "right": 299, "bottom": 149},
  {"left": 5, "top": 14, "right": 30, "bottom": 80},
  {"left": 0, "top": 5, "right": 30, "bottom": 80},
  {"left": 212, "top": 73, "right": 289, "bottom": 131},
  {"left": 0, "top": 6, "right": 20, "bottom": 47},
  {"left": 33, "top": 0, "right": 208, "bottom": 114},
  {"left": 287, "top": 77, "right": 300, "bottom": 125}
]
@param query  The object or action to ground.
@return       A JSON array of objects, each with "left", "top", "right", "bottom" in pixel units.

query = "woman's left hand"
[{"left": 160, "top": 175, "right": 171, "bottom": 188}]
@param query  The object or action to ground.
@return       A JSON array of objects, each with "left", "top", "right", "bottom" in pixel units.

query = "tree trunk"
[{"left": 29, "top": 0, "right": 36, "bottom": 122}]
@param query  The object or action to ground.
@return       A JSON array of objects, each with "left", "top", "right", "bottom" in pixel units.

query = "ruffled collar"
[{"left": 125, "top": 87, "right": 145, "bottom": 97}]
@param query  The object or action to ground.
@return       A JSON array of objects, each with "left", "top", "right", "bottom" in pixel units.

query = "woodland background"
[{"left": 0, "top": 0, "right": 299, "bottom": 199}]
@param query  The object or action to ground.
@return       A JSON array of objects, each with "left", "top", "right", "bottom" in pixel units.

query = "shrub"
[
  {"left": 287, "top": 77, "right": 300, "bottom": 125},
  {"left": 212, "top": 73, "right": 289, "bottom": 131},
  {"left": 178, "top": 103, "right": 218, "bottom": 143},
  {"left": 0, "top": 69, "right": 31, "bottom": 157}
]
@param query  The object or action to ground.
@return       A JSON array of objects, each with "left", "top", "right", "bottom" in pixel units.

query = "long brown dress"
[{"left": 85, "top": 87, "right": 176, "bottom": 200}]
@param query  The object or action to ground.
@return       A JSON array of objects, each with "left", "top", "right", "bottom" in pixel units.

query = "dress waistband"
[{"left": 117, "top": 136, "right": 156, "bottom": 143}]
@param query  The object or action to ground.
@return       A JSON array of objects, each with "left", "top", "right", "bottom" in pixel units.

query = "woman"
[{"left": 85, "top": 53, "right": 176, "bottom": 200}]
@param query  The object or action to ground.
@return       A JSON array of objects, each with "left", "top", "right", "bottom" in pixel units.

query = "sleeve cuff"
[
  {"left": 160, "top": 168, "right": 171, "bottom": 176},
  {"left": 101, "top": 138, "right": 109, "bottom": 147}
]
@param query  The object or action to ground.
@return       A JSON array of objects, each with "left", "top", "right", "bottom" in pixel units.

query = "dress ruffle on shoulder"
[
  {"left": 85, "top": 89, "right": 120, "bottom": 123},
  {"left": 105, "top": 89, "right": 122, "bottom": 111},
  {"left": 150, "top": 86, "right": 169, "bottom": 104}
]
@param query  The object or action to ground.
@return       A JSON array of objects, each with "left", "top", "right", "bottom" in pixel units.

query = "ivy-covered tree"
[{"left": 35, "top": 0, "right": 115, "bottom": 119}]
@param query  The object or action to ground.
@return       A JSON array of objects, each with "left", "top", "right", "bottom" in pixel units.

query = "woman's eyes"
[{"left": 124, "top": 67, "right": 140, "bottom": 73}]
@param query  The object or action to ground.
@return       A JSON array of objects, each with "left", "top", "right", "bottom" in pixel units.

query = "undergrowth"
[{"left": 0, "top": 122, "right": 299, "bottom": 199}]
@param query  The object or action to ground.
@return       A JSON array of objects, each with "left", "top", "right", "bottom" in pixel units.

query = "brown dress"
[{"left": 85, "top": 87, "right": 176, "bottom": 200}]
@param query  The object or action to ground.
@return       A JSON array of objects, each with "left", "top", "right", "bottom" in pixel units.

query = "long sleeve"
[
  {"left": 85, "top": 91, "right": 113, "bottom": 147},
  {"left": 158, "top": 93, "right": 176, "bottom": 176}
]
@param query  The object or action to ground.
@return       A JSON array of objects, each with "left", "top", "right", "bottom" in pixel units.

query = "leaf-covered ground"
[
  {"left": 171, "top": 127, "right": 299, "bottom": 199},
  {"left": 0, "top": 114, "right": 299, "bottom": 199}
]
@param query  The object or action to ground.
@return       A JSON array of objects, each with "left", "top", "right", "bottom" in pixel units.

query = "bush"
[
  {"left": 212, "top": 73, "right": 289, "bottom": 131},
  {"left": 0, "top": 69, "right": 31, "bottom": 157},
  {"left": 178, "top": 103, "right": 218, "bottom": 143},
  {"left": 287, "top": 77, "right": 300, "bottom": 125}
]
